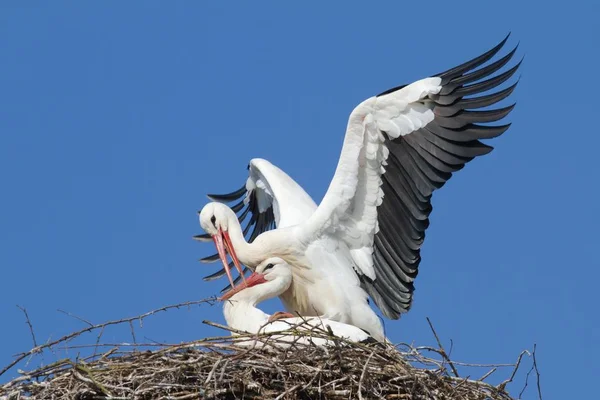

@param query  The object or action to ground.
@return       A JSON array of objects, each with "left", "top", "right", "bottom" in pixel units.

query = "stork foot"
[{"left": 268, "top": 311, "right": 295, "bottom": 323}]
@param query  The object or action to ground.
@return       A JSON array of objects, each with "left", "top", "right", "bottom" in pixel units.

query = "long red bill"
[
  {"left": 212, "top": 232, "right": 235, "bottom": 288},
  {"left": 222, "top": 230, "right": 247, "bottom": 285},
  {"left": 220, "top": 272, "right": 267, "bottom": 301}
]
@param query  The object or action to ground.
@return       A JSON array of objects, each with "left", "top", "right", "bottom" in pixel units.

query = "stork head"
[
  {"left": 254, "top": 257, "right": 292, "bottom": 283},
  {"left": 220, "top": 257, "right": 292, "bottom": 301},
  {"left": 199, "top": 202, "right": 245, "bottom": 288},
  {"left": 199, "top": 202, "right": 235, "bottom": 236}
]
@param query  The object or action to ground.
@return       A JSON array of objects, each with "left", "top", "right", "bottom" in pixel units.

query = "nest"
[{"left": 0, "top": 301, "right": 539, "bottom": 399}]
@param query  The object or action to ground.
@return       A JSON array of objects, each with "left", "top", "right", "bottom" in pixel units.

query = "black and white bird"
[{"left": 197, "top": 35, "right": 521, "bottom": 342}]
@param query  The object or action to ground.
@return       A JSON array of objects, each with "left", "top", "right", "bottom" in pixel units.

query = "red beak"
[
  {"left": 220, "top": 272, "right": 267, "bottom": 301},
  {"left": 212, "top": 228, "right": 247, "bottom": 289}
]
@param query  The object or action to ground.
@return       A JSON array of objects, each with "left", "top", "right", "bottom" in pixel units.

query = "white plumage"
[
  {"left": 221, "top": 258, "right": 372, "bottom": 347},
  {"left": 198, "top": 36, "right": 521, "bottom": 341}
]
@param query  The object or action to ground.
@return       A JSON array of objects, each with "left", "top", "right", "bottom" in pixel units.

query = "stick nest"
[
  {"left": 2, "top": 300, "right": 538, "bottom": 399},
  {"left": 1, "top": 328, "right": 520, "bottom": 400}
]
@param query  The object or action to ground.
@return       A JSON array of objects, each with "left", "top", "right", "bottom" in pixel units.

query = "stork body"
[
  {"left": 201, "top": 178, "right": 383, "bottom": 339},
  {"left": 221, "top": 258, "right": 373, "bottom": 347}
]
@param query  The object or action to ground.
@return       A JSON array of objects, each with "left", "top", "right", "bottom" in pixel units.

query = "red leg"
[{"left": 268, "top": 311, "right": 295, "bottom": 323}]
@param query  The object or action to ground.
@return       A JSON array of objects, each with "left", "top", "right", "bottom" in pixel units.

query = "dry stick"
[
  {"left": 0, "top": 298, "right": 217, "bottom": 378},
  {"left": 425, "top": 317, "right": 459, "bottom": 377},
  {"left": 0, "top": 358, "right": 72, "bottom": 391},
  {"left": 72, "top": 362, "right": 116, "bottom": 397},
  {"left": 274, "top": 384, "right": 302, "bottom": 400},
  {"left": 57, "top": 309, "right": 93, "bottom": 327},
  {"left": 203, "top": 319, "right": 341, "bottom": 347},
  {"left": 218, "top": 359, "right": 230, "bottom": 382},
  {"left": 60, "top": 342, "right": 173, "bottom": 350},
  {"left": 406, "top": 349, "right": 515, "bottom": 368},
  {"left": 517, "top": 345, "right": 542, "bottom": 399},
  {"left": 325, "top": 325, "right": 345, "bottom": 370},
  {"left": 129, "top": 321, "right": 137, "bottom": 347},
  {"left": 358, "top": 351, "right": 375, "bottom": 400},
  {"left": 518, "top": 363, "right": 534, "bottom": 399},
  {"left": 204, "top": 357, "right": 222, "bottom": 385},
  {"left": 16, "top": 305, "right": 37, "bottom": 348},
  {"left": 175, "top": 393, "right": 202, "bottom": 400},
  {"left": 478, "top": 367, "right": 497, "bottom": 382},
  {"left": 497, "top": 349, "right": 530, "bottom": 391},
  {"left": 94, "top": 325, "right": 106, "bottom": 357},
  {"left": 449, "top": 374, "right": 471, "bottom": 398},
  {"left": 203, "top": 320, "right": 249, "bottom": 336},
  {"left": 532, "top": 344, "right": 543, "bottom": 400},
  {"left": 300, "top": 366, "right": 322, "bottom": 393}
]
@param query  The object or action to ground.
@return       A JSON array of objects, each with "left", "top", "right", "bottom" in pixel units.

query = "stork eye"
[
  {"left": 210, "top": 215, "right": 216, "bottom": 227},
  {"left": 264, "top": 263, "right": 274, "bottom": 271}
]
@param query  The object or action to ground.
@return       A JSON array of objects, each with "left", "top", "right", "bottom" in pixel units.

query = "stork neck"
[
  {"left": 222, "top": 275, "right": 292, "bottom": 334},
  {"left": 223, "top": 297, "right": 270, "bottom": 334},
  {"left": 222, "top": 283, "right": 272, "bottom": 334},
  {"left": 225, "top": 213, "right": 265, "bottom": 266}
]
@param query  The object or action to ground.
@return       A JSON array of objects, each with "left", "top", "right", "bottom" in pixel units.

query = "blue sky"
[{"left": 1, "top": 2, "right": 598, "bottom": 398}]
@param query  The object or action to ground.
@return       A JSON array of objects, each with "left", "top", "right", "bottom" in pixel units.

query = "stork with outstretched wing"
[{"left": 197, "top": 35, "right": 521, "bottom": 341}]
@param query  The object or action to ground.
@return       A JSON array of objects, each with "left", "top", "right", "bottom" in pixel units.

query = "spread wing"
[
  {"left": 196, "top": 158, "right": 317, "bottom": 284},
  {"left": 300, "top": 35, "right": 521, "bottom": 318}
]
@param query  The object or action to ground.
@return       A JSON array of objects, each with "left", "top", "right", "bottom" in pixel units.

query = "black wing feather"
[
  {"left": 361, "top": 35, "right": 521, "bottom": 319},
  {"left": 198, "top": 180, "right": 277, "bottom": 280}
]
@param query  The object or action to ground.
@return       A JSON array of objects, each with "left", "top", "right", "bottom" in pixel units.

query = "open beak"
[
  {"left": 212, "top": 228, "right": 247, "bottom": 289},
  {"left": 220, "top": 272, "right": 267, "bottom": 301}
]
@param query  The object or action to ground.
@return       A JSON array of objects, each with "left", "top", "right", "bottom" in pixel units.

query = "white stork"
[
  {"left": 197, "top": 35, "right": 521, "bottom": 341},
  {"left": 221, "top": 258, "right": 373, "bottom": 346}
]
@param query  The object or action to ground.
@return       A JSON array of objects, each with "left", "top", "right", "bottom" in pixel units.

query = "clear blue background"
[{"left": 1, "top": 2, "right": 598, "bottom": 398}]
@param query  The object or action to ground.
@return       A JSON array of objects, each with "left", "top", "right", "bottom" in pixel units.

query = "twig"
[
  {"left": 94, "top": 325, "right": 106, "bottom": 357},
  {"left": 358, "top": 351, "right": 374, "bottom": 400},
  {"left": 72, "top": 363, "right": 114, "bottom": 397},
  {"left": 1, "top": 298, "right": 217, "bottom": 378},
  {"left": 532, "top": 344, "right": 543, "bottom": 399},
  {"left": 57, "top": 309, "right": 93, "bottom": 327},
  {"left": 129, "top": 321, "right": 137, "bottom": 346},
  {"left": 426, "top": 317, "right": 459, "bottom": 377},
  {"left": 274, "top": 384, "right": 301, "bottom": 400},
  {"left": 204, "top": 357, "right": 222, "bottom": 385},
  {"left": 16, "top": 305, "right": 37, "bottom": 348},
  {"left": 519, "top": 363, "right": 534, "bottom": 399},
  {"left": 498, "top": 349, "right": 530, "bottom": 391},
  {"left": 450, "top": 374, "right": 471, "bottom": 397},
  {"left": 202, "top": 320, "right": 249, "bottom": 335},
  {"left": 479, "top": 367, "right": 497, "bottom": 382}
]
